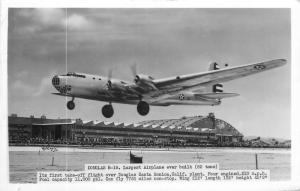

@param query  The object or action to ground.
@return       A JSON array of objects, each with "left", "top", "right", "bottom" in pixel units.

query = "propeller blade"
[
  {"left": 106, "top": 68, "right": 113, "bottom": 90},
  {"left": 108, "top": 68, "right": 113, "bottom": 81},
  {"left": 106, "top": 80, "right": 112, "bottom": 90},
  {"left": 130, "top": 62, "right": 137, "bottom": 77}
]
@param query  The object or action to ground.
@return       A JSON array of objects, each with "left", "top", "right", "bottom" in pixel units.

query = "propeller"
[
  {"left": 130, "top": 62, "right": 140, "bottom": 83},
  {"left": 106, "top": 68, "right": 113, "bottom": 90},
  {"left": 130, "top": 62, "right": 137, "bottom": 76}
]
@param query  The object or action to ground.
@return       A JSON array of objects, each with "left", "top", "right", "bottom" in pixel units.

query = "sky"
[{"left": 7, "top": 8, "right": 291, "bottom": 139}]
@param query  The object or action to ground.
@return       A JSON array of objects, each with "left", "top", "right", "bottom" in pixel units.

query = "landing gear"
[
  {"left": 67, "top": 100, "right": 75, "bottom": 110},
  {"left": 102, "top": 104, "right": 114, "bottom": 118},
  {"left": 137, "top": 101, "right": 150, "bottom": 116}
]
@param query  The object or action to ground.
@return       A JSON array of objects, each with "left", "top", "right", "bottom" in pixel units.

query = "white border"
[{"left": 1, "top": 0, "right": 299, "bottom": 190}]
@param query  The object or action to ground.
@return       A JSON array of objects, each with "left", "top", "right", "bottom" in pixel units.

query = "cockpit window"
[{"left": 66, "top": 72, "right": 86, "bottom": 78}]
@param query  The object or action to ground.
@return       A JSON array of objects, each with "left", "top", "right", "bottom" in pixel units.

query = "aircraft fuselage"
[{"left": 52, "top": 73, "right": 220, "bottom": 106}]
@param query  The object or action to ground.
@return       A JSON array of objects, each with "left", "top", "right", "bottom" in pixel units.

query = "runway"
[{"left": 9, "top": 146, "right": 290, "bottom": 183}]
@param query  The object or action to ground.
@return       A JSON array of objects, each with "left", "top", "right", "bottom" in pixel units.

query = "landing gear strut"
[
  {"left": 67, "top": 98, "right": 75, "bottom": 110},
  {"left": 102, "top": 104, "right": 114, "bottom": 118},
  {"left": 137, "top": 101, "right": 150, "bottom": 116}
]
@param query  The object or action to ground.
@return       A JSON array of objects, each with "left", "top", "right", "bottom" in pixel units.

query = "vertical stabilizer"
[{"left": 208, "top": 62, "right": 223, "bottom": 93}]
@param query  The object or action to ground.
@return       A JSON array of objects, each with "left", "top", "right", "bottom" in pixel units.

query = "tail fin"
[
  {"left": 209, "top": 62, "right": 220, "bottom": 71},
  {"left": 209, "top": 62, "right": 223, "bottom": 93},
  {"left": 192, "top": 62, "right": 237, "bottom": 101}
]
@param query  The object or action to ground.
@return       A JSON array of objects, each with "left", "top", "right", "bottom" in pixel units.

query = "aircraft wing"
[{"left": 144, "top": 59, "right": 286, "bottom": 102}]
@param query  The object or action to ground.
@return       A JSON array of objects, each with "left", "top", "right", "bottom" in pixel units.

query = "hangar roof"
[
  {"left": 9, "top": 114, "right": 243, "bottom": 137},
  {"left": 138, "top": 115, "right": 243, "bottom": 137},
  {"left": 139, "top": 116, "right": 204, "bottom": 127}
]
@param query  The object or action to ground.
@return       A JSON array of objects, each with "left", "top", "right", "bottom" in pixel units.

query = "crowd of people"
[
  {"left": 10, "top": 136, "right": 217, "bottom": 147},
  {"left": 9, "top": 136, "right": 289, "bottom": 148},
  {"left": 10, "top": 137, "right": 70, "bottom": 145}
]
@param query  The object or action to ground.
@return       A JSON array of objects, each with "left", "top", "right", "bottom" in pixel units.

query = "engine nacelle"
[
  {"left": 134, "top": 74, "right": 157, "bottom": 91},
  {"left": 107, "top": 80, "right": 127, "bottom": 92},
  {"left": 134, "top": 74, "right": 154, "bottom": 83}
]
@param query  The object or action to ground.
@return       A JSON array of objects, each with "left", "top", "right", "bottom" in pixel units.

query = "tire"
[
  {"left": 137, "top": 101, "right": 150, "bottom": 116},
  {"left": 102, "top": 104, "right": 114, "bottom": 118},
  {"left": 67, "top": 101, "right": 75, "bottom": 110}
]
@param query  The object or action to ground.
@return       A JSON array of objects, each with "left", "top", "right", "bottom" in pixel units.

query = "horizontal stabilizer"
[{"left": 196, "top": 92, "right": 239, "bottom": 99}]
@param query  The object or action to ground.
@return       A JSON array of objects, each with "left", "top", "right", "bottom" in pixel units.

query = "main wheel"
[
  {"left": 137, "top": 101, "right": 150, "bottom": 116},
  {"left": 67, "top": 101, "right": 75, "bottom": 110},
  {"left": 102, "top": 104, "right": 114, "bottom": 118}
]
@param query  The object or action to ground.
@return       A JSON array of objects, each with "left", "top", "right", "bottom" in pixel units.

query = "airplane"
[{"left": 51, "top": 59, "right": 286, "bottom": 118}]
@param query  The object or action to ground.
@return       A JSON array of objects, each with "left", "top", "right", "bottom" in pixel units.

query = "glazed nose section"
[
  {"left": 52, "top": 75, "right": 68, "bottom": 94},
  {"left": 52, "top": 75, "right": 60, "bottom": 86}
]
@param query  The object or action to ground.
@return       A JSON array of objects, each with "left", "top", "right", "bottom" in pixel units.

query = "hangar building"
[{"left": 8, "top": 113, "right": 243, "bottom": 147}]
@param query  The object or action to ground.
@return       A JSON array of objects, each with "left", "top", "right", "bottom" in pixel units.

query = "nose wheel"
[
  {"left": 102, "top": 104, "right": 114, "bottom": 118},
  {"left": 67, "top": 100, "right": 75, "bottom": 110},
  {"left": 137, "top": 101, "right": 150, "bottom": 116}
]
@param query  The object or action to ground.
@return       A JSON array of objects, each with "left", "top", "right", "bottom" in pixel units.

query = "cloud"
[
  {"left": 15, "top": 70, "right": 29, "bottom": 79},
  {"left": 12, "top": 8, "right": 94, "bottom": 35},
  {"left": 11, "top": 80, "right": 35, "bottom": 95},
  {"left": 15, "top": 8, "right": 65, "bottom": 32},
  {"left": 67, "top": 14, "right": 92, "bottom": 31},
  {"left": 34, "top": 9, "right": 65, "bottom": 26},
  {"left": 32, "top": 76, "right": 52, "bottom": 97},
  {"left": 11, "top": 70, "right": 57, "bottom": 97}
]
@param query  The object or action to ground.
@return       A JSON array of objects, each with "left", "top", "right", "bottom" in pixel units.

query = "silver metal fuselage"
[{"left": 52, "top": 73, "right": 220, "bottom": 106}]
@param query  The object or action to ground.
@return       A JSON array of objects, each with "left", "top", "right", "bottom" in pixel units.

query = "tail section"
[
  {"left": 209, "top": 62, "right": 223, "bottom": 93},
  {"left": 187, "top": 62, "right": 239, "bottom": 102},
  {"left": 200, "top": 62, "right": 238, "bottom": 100}
]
